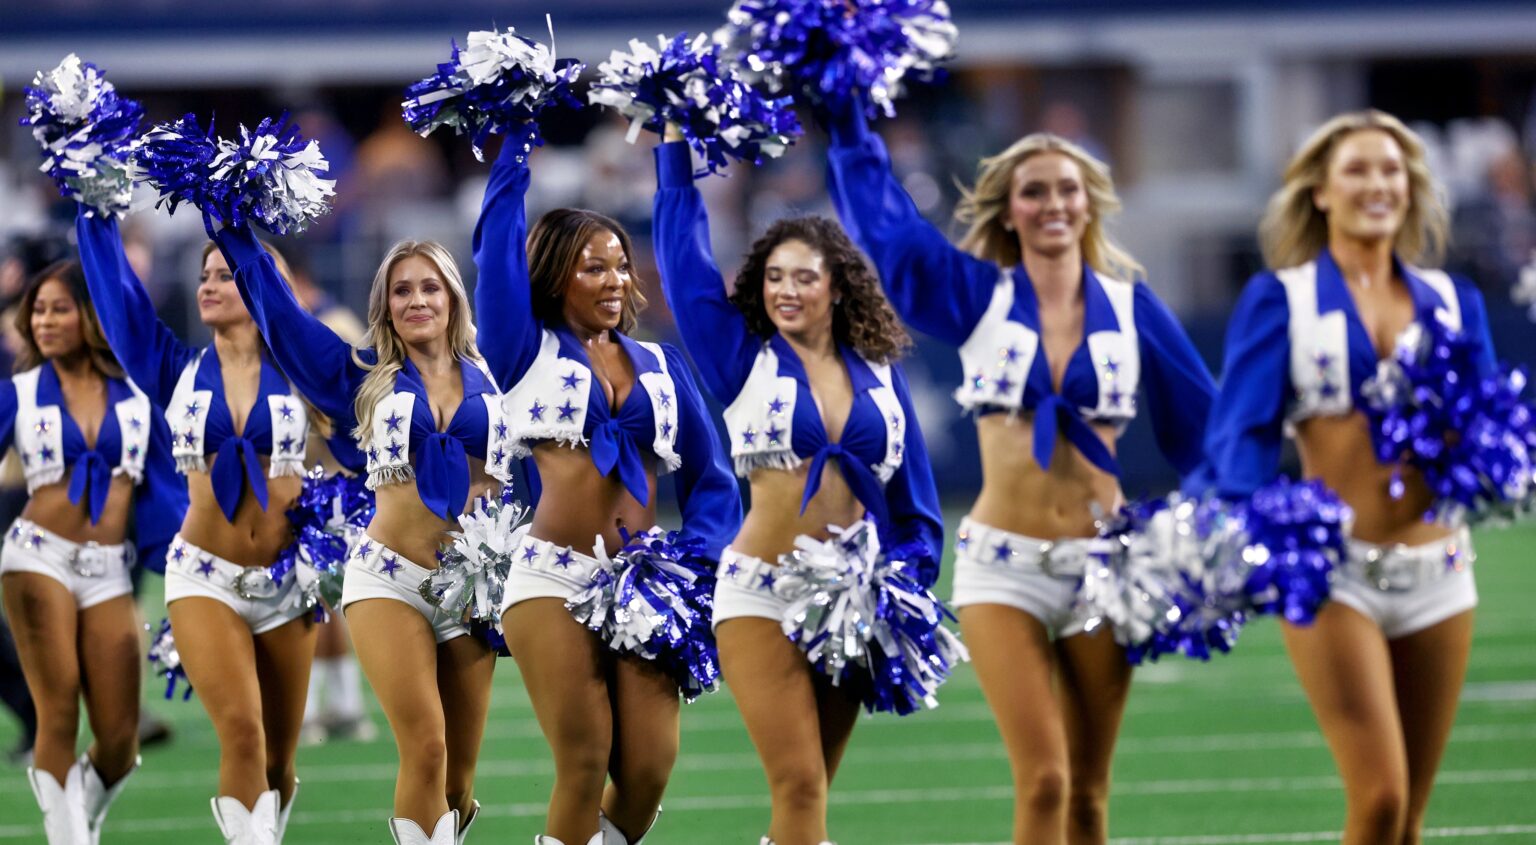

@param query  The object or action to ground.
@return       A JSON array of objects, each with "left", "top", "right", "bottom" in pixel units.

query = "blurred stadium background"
[{"left": 0, "top": 1, "right": 1533, "bottom": 842}]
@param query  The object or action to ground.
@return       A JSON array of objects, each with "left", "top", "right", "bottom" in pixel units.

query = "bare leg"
[
  {"left": 1391, "top": 610, "right": 1475, "bottom": 845},
  {"left": 1, "top": 573, "right": 80, "bottom": 783},
  {"left": 602, "top": 653, "right": 680, "bottom": 839},
  {"left": 252, "top": 614, "right": 317, "bottom": 805},
  {"left": 75, "top": 595, "right": 142, "bottom": 783},
  {"left": 168, "top": 597, "right": 270, "bottom": 804},
  {"left": 1055, "top": 628, "right": 1133, "bottom": 845},
  {"left": 437, "top": 634, "right": 495, "bottom": 823},
  {"left": 813, "top": 673, "right": 862, "bottom": 785}
]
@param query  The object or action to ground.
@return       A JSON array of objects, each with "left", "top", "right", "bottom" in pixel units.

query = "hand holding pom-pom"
[
  {"left": 713, "top": 0, "right": 957, "bottom": 119},
  {"left": 132, "top": 113, "right": 335, "bottom": 235},
  {"left": 289, "top": 469, "right": 375, "bottom": 608},
  {"left": 424, "top": 485, "right": 528, "bottom": 624},
  {"left": 21, "top": 54, "right": 144, "bottom": 219},
  {"left": 589, "top": 32, "right": 801, "bottom": 174},
  {"left": 403, "top": 22, "right": 585, "bottom": 162},
  {"left": 147, "top": 618, "right": 193, "bottom": 701}
]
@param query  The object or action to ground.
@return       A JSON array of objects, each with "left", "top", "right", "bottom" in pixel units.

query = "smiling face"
[
  {"left": 387, "top": 254, "right": 453, "bottom": 346},
  {"left": 1315, "top": 128, "right": 1410, "bottom": 248},
  {"left": 197, "top": 249, "right": 255, "bottom": 328},
  {"left": 29, "top": 277, "right": 84, "bottom": 360},
  {"left": 1007, "top": 151, "right": 1091, "bottom": 262},
  {"left": 560, "top": 229, "right": 632, "bottom": 337},
  {"left": 762, "top": 238, "right": 835, "bottom": 340}
]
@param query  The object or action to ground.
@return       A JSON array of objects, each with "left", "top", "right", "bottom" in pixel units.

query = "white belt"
[
  {"left": 8, "top": 518, "right": 133, "bottom": 577},
  {"left": 956, "top": 517, "right": 1105, "bottom": 579},
  {"left": 512, "top": 532, "right": 602, "bottom": 582},
  {"left": 1343, "top": 527, "right": 1473, "bottom": 592}
]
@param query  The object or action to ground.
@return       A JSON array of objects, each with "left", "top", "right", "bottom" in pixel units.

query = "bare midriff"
[
  {"left": 368, "top": 466, "right": 501, "bottom": 570},
  {"left": 968, "top": 412, "right": 1122, "bottom": 541},
  {"left": 527, "top": 442, "right": 658, "bottom": 558},
  {"left": 20, "top": 476, "right": 135, "bottom": 545},
  {"left": 732, "top": 459, "right": 864, "bottom": 563},
  {"left": 177, "top": 456, "right": 305, "bottom": 567},
  {"left": 1294, "top": 413, "right": 1453, "bottom": 547}
]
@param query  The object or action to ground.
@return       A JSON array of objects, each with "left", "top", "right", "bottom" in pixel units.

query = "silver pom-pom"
[
  {"left": 421, "top": 487, "right": 527, "bottom": 623},
  {"left": 21, "top": 54, "right": 144, "bottom": 219}
]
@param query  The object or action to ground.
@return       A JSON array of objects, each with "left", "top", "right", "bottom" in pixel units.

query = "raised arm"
[
  {"left": 75, "top": 209, "right": 198, "bottom": 407},
  {"left": 664, "top": 346, "right": 743, "bottom": 561},
  {"left": 471, "top": 138, "right": 544, "bottom": 388},
  {"left": 1134, "top": 283, "right": 1219, "bottom": 492},
  {"left": 652, "top": 141, "right": 760, "bottom": 402},
  {"left": 211, "top": 220, "right": 363, "bottom": 425},
  {"left": 0, "top": 381, "right": 17, "bottom": 460},
  {"left": 882, "top": 365, "right": 944, "bottom": 588},
  {"left": 1205, "top": 275, "right": 1292, "bottom": 498},
  {"left": 823, "top": 104, "right": 993, "bottom": 346}
]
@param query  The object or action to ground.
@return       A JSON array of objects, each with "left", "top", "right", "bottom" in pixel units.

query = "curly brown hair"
[
  {"left": 729, "top": 216, "right": 911, "bottom": 364},
  {"left": 13, "top": 259, "right": 124, "bottom": 379}
]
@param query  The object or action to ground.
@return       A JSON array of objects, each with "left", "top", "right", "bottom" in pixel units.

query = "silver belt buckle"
[
  {"left": 234, "top": 566, "right": 280, "bottom": 600},
  {"left": 1036, "top": 541, "right": 1057, "bottom": 577},
  {"left": 69, "top": 543, "right": 109, "bottom": 578},
  {"left": 1361, "top": 546, "right": 1406, "bottom": 592}
]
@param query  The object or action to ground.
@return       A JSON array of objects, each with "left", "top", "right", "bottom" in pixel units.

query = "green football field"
[{"left": 1, "top": 519, "right": 1532, "bottom": 844}]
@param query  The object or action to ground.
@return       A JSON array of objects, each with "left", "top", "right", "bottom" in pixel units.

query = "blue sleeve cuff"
[
  {"left": 827, "top": 101, "right": 871, "bottom": 148},
  {"left": 656, "top": 141, "right": 696, "bottom": 189}
]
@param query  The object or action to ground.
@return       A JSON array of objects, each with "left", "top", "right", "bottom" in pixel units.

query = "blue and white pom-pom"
[
  {"left": 566, "top": 528, "right": 720, "bottom": 700},
  {"left": 774, "top": 521, "right": 967, "bottom": 715},
  {"left": 403, "top": 20, "right": 585, "bottom": 162},
  {"left": 1225, "top": 478, "right": 1352, "bottom": 626},
  {"left": 588, "top": 32, "right": 801, "bottom": 174},
  {"left": 1362, "top": 318, "right": 1536, "bottom": 525},
  {"left": 289, "top": 469, "right": 376, "bottom": 608},
  {"left": 131, "top": 113, "right": 335, "bottom": 235},
  {"left": 713, "top": 0, "right": 957, "bottom": 118},
  {"left": 421, "top": 485, "right": 527, "bottom": 626},
  {"left": 1072, "top": 498, "right": 1223, "bottom": 665},
  {"left": 20, "top": 54, "right": 144, "bottom": 219},
  {"left": 146, "top": 617, "right": 192, "bottom": 701}
]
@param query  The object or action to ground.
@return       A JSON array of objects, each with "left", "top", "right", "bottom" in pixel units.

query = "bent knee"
[
  {"left": 612, "top": 757, "right": 675, "bottom": 807},
  {"left": 398, "top": 734, "right": 448, "bottom": 773},
  {"left": 766, "top": 764, "right": 828, "bottom": 813},
  {"left": 216, "top": 714, "right": 268, "bottom": 761},
  {"left": 1350, "top": 782, "right": 1408, "bottom": 837},
  {"left": 1018, "top": 765, "right": 1069, "bottom": 815},
  {"left": 1067, "top": 784, "right": 1109, "bottom": 838}
]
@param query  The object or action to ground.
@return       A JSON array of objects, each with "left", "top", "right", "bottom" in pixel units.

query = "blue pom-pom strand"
[
  {"left": 403, "top": 22, "right": 586, "bottom": 162},
  {"left": 713, "top": 0, "right": 958, "bottom": 118},
  {"left": 588, "top": 32, "right": 802, "bottom": 174},
  {"left": 1226, "top": 478, "right": 1352, "bottom": 626},
  {"left": 288, "top": 469, "right": 375, "bottom": 610},
  {"left": 132, "top": 113, "right": 335, "bottom": 235},
  {"left": 774, "top": 521, "right": 968, "bottom": 715},
  {"left": 566, "top": 528, "right": 721, "bottom": 701},
  {"left": 21, "top": 54, "right": 144, "bottom": 219},
  {"left": 146, "top": 617, "right": 193, "bottom": 701},
  {"left": 1362, "top": 317, "right": 1536, "bottom": 526}
]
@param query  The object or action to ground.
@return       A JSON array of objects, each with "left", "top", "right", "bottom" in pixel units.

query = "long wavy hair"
[
  {"left": 351, "top": 241, "right": 482, "bottom": 441},
  {"left": 1260, "top": 110, "right": 1448, "bottom": 271},
  {"left": 13, "top": 259, "right": 124, "bottom": 378},
  {"left": 730, "top": 216, "right": 911, "bottom": 364},
  {"left": 526, "top": 208, "right": 648, "bottom": 334},
  {"left": 955, "top": 133, "right": 1145, "bottom": 281}
]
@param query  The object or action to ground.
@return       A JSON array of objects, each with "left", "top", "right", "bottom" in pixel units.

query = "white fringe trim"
[
  {"left": 268, "top": 460, "right": 306, "bottom": 479},
  {"left": 366, "top": 464, "right": 416, "bottom": 491},
  {"left": 733, "top": 449, "right": 803, "bottom": 478},
  {"left": 25, "top": 467, "right": 65, "bottom": 493},
  {"left": 657, "top": 450, "right": 683, "bottom": 476},
  {"left": 110, "top": 466, "right": 145, "bottom": 485},
  {"left": 175, "top": 455, "right": 208, "bottom": 474}
]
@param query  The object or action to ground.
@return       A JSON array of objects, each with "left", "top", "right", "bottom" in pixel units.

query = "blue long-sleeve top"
[
  {"left": 77, "top": 211, "right": 364, "bottom": 525},
  {"left": 653, "top": 140, "right": 943, "bottom": 577},
  {"left": 1205, "top": 248, "right": 1498, "bottom": 498},
  {"left": 209, "top": 222, "right": 513, "bottom": 522},
  {"left": 471, "top": 138, "right": 742, "bottom": 560},
  {"left": 824, "top": 106, "right": 1215, "bottom": 490}
]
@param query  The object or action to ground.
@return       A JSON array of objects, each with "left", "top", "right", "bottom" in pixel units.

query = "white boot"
[
  {"left": 27, "top": 766, "right": 87, "bottom": 845},
  {"left": 275, "top": 780, "right": 298, "bottom": 842},
  {"left": 77, "top": 753, "right": 139, "bottom": 845},
  {"left": 599, "top": 806, "right": 661, "bottom": 844},
  {"left": 533, "top": 834, "right": 603, "bottom": 845},
  {"left": 389, "top": 809, "right": 458, "bottom": 845},
  {"left": 212, "top": 789, "right": 280, "bottom": 845},
  {"left": 455, "top": 800, "right": 480, "bottom": 845}
]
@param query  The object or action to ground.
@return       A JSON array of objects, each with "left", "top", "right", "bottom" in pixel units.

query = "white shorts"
[
  {"left": 340, "top": 534, "right": 469, "bottom": 643},
  {"left": 499, "top": 530, "right": 602, "bottom": 612},
  {"left": 164, "top": 535, "right": 311, "bottom": 635},
  {"left": 1331, "top": 527, "right": 1478, "bottom": 640},
  {"left": 711, "top": 547, "right": 790, "bottom": 629},
  {"left": 0, "top": 519, "right": 134, "bottom": 609},
  {"left": 950, "top": 517, "right": 1098, "bottom": 639}
]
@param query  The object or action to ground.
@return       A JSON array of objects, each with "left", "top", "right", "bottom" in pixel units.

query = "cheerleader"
[
  {"left": 75, "top": 209, "right": 356, "bottom": 844},
  {"left": 653, "top": 130, "right": 943, "bottom": 845},
  {"left": 207, "top": 212, "right": 510, "bottom": 844},
  {"left": 1, "top": 259, "right": 182, "bottom": 845},
  {"left": 823, "top": 104, "right": 1216, "bottom": 843},
  {"left": 472, "top": 133, "right": 741, "bottom": 845},
  {"left": 1205, "top": 112, "right": 1488, "bottom": 844}
]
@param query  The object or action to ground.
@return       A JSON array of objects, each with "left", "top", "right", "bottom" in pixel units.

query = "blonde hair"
[
  {"left": 1260, "top": 110, "right": 1449, "bottom": 271},
  {"left": 955, "top": 133, "right": 1144, "bottom": 280},
  {"left": 351, "top": 240, "right": 483, "bottom": 442}
]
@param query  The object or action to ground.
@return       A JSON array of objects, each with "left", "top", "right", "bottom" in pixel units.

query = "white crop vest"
[{"left": 12, "top": 366, "right": 150, "bottom": 493}]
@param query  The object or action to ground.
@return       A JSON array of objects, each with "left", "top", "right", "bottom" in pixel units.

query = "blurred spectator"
[{"left": 1450, "top": 145, "right": 1536, "bottom": 287}]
